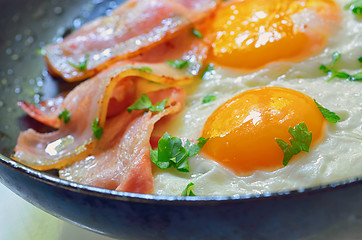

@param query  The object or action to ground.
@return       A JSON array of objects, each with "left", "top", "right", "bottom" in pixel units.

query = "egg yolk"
[
  {"left": 209, "top": 0, "right": 340, "bottom": 69},
  {"left": 201, "top": 87, "right": 325, "bottom": 174}
]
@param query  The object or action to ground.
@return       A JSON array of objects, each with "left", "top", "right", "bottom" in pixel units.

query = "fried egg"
[
  {"left": 153, "top": 0, "right": 362, "bottom": 196},
  {"left": 201, "top": 87, "right": 326, "bottom": 174},
  {"left": 208, "top": 0, "right": 340, "bottom": 70}
]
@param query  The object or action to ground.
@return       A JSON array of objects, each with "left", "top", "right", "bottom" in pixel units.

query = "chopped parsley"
[
  {"left": 35, "top": 48, "right": 46, "bottom": 56},
  {"left": 68, "top": 54, "right": 89, "bottom": 71},
  {"left": 150, "top": 132, "right": 209, "bottom": 172},
  {"left": 345, "top": 0, "right": 362, "bottom": 15},
  {"left": 58, "top": 109, "right": 71, "bottom": 124},
  {"left": 127, "top": 94, "right": 168, "bottom": 113},
  {"left": 275, "top": 122, "right": 312, "bottom": 166},
  {"left": 319, "top": 51, "right": 362, "bottom": 81},
  {"left": 314, "top": 100, "right": 341, "bottom": 123},
  {"left": 167, "top": 59, "right": 189, "bottom": 69},
  {"left": 201, "top": 63, "right": 214, "bottom": 79},
  {"left": 181, "top": 182, "right": 196, "bottom": 196},
  {"left": 92, "top": 118, "right": 103, "bottom": 140},
  {"left": 130, "top": 66, "right": 153, "bottom": 73},
  {"left": 202, "top": 94, "right": 216, "bottom": 104},
  {"left": 192, "top": 28, "right": 203, "bottom": 39}
]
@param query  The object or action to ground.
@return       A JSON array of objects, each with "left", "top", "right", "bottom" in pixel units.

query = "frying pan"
[{"left": 1, "top": 0, "right": 362, "bottom": 239}]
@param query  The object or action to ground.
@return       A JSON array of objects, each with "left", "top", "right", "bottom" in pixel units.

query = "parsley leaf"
[
  {"left": 358, "top": 57, "right": 362, "bottom": 64},
  {"left": 275, "top": 122, "right": 312, "bottom": 166},
  {"left": 352, "top": 71, "right": 362, "bottom": 81},
  {"left": 149, "top": 98, "right": 168, "bottom": 112},
  {"left": 319, "top": 51, "right": 346, "bottom": 81},
  {"left": 186, "top": 137, "right": 209, "bottom": 157},
  {"left": 167, "top": 60, "right": 189, "bottom": 69},
  {"left": 127, "top": 94, "right": 168, "bottom": 113},
  {"left": 130, "top": 66, "right": 153, "bottom": 73},
  {"left": 202, "top": 94, "right": 216, "bottom": 104},
  {"left": 181, "top": 182, "right": 196, "bottom": 196},
  {"left": 319, "top": 51, "right": 362, "bottom": 81},
  {"left": 92, "top": 118, "right": 103, "bottom": 140},
  {"left": 314, "top": 100, "right": 341, "bottom": 123},
  {"left": 331, "top": 51, "right": 341, "bottom": 69},
  {"left": 192, "top": 28, "right": 203, "bottom": 39},
  {"left": 345, "top": 0, "right": 362, "bottom": 15},
  {"left": 150, "top": 132, "right": 209, "bottom": 172},
  {"left": 58, "top": 109, "right": 71, "bottom": 124},
  {"left": 35, "top": 48, "right": 46, "bottom": 56},
  {"left": 68, "top": 54, "right": 89, "bottom": 71},
  {"left": 201, "top": 63, "right": 214, "bottom": 79}
]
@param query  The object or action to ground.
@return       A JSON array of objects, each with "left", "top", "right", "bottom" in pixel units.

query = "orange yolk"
[
  {"left": 201, "top": 87, "right": 325, "bottom": 175},
  {"left": 208, "top": 0, "right": 340, "bottom": 69}
]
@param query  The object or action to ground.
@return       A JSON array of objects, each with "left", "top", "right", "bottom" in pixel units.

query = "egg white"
[{"left": 153, "top": 0, "right": 362, "bottom": 196}]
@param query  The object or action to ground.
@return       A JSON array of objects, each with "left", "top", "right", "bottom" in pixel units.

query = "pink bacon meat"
[
  {"left": 13, "top": 60, "right": 192, "bottom": 171},
  {"left": 59, "top": 88, "right": 185, "bottom": 194},
  {"left": 44, "top": 0, "right": 219, "bottom": 81},
  {"left": 19, "top": 28, "right": 209, "bottom": 129}
]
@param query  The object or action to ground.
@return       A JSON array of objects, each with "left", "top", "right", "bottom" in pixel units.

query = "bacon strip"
[
  {"left": 45, "top": 0, "right": 219, "bottom": 81},
  {"left": 59, "top": 87, "right": 185, "bottom": 193},
  {"left": 17, "top": 79, "right": 136, "bottom": 129},
  {"left": 17, "top": 95, "right": 65, "bottom": 128},
  {"left": 19, "top": 26, "right": 209, "bottom": 128},
  {"left": 13, "top": 60, "right": 193, "bottom": 170}
]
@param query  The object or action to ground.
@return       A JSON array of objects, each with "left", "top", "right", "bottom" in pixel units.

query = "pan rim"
[{"left": 1, "top": 152, "right": 361, "bottom": 204}]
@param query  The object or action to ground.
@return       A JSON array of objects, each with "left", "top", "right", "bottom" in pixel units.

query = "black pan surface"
[{"left": 1, "top": 0, "right": 362, "bottom": 239}]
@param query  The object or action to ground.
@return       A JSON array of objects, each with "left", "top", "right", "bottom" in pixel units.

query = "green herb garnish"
[
  {"left": 314, "top": 100, "right": 341, "bottom": 123},
  {"left": 276, "top": 122, "right": 312, "bottom": 166},
  {"left": 127, "top": 94, "right": 168, "bottom": 113},
  {"left": 68, "top": 54, "right": 89, "bottom": 71},
  {"left": 201, "top": 63, "right": 214, "bottom": 79},
  {"left": 92, "top": 118, "right": 103, "bottom": 140},
  {"left": 319, "top": 51, "right": 362, "bottom": 81},
  {"left": 167, "top": 60, "right": 189, "bottom": 69},
  {"left": 150, "top": 132, "right": 209, "bottom": 172},
  {"left": 181, "top": 182, "right": 196, "bottom": 196},
  {"left": 186, "top": 137, "right": 209, "bottom": 157},
  {"left": 192, "top": 28, "right": 203, "bottom": 39},
  {"left": 35, "top": 48, "right": 46, "bottom": 56},
  {"left": 130, "top": 66, "right": 153, "bottom": 73},
  {"left": 58, "top": 109, "right": 71, "bottom": 124},
  {"left": 202, "top": 94, "right": 216, "bottom": 104},
  {"left": 358, "top": 57, "right": 362, "bottom": 64},
  {"left": 345, "top": 0, "right": 362, "bottom": 15}
]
